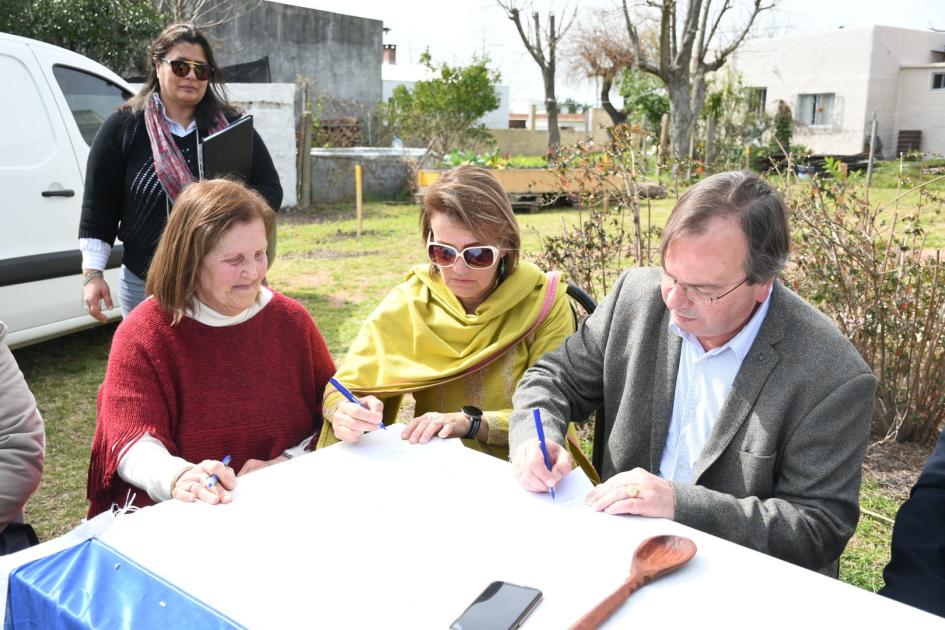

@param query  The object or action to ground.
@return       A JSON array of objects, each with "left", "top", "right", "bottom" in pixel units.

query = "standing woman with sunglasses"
[
  {"left": 317, "top": 166, "right": 596, "bottom": 478},
  {"left": 79, "top": 22, "right": 282, "bottom": 319}
]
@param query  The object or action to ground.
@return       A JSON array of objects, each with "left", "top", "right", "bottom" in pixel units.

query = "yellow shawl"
[
  {"left": 317, "top": 261, "right": 598, "bottom": 481},
  {"left": 326, "top": 261, "right": 559, "bottom": 397}
]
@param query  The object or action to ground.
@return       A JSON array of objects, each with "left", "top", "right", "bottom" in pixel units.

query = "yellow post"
[{"left": 355, "top": 163, "right": 363, "bottom": 237}]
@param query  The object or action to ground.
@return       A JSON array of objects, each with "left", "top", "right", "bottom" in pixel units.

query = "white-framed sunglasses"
[{"left": 426, "top": 240, "right": 502, "bottom": 269}]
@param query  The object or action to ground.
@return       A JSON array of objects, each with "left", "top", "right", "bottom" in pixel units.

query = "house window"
[
  {"left": 933, "top": 72, "right": 945, "bottom": 90},
  {"left": 746, "top": 87, "right": 767, "bottom": 116},
  {"left": 797, "top": 93, "right": 835, "bottom": 126}
]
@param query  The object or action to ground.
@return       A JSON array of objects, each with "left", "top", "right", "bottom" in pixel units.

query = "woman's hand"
[
  {"left": 331, "top": 396, "right": 384, "bottom": 443},
  {"left": 402, "top": 412, "right": 470, "bottom": 444},
  {"left": 83, "top": 275, "right": 113, "bottom": 323},
  {"left": 171, "top": 459, "right": 236, "bottom": 505},
  {"left": 238, "top": 455, "right": 288, "bottom": 476}
]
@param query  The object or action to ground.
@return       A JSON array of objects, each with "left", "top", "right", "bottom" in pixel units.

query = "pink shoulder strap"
[{"left": 525, "top": 270, "right": 560, "bottom": 336}]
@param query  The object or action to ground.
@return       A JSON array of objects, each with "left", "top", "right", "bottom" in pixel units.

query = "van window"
[
  {"left": 0, "top": 54, "right": 57, "bottom": 168},
  {"left": 52, "top": 65, "right": 130, "bottom": 146}
]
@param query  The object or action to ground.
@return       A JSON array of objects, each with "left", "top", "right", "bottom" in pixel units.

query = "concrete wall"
[
  {"left": 310, "top": 147, "right": 425, "bottom": 203},
  {"left": 229, "top": 83, "right": 297, "bottom": 207},
  {"left": 896, "top": 64, "right": 945, "bottom": 155},
  {"left": 731, "top": 26, "right": 945, "bottom": 156},
  {"left": 489, "top": 108, "right": 611, "bottom": 156},
  {"left": 208, "top": 1, "right": 382, "bottom": 122}
]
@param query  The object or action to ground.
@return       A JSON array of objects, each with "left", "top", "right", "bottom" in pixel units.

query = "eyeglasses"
[
  {"left": 160, "top": 58, "right": 213, "bottom": 81},
  {"left": 660, "top": 270, "right": 748, "bottom": 306},
  {"left": 427, "top": 241, "right": 501, "bottom": 269}
]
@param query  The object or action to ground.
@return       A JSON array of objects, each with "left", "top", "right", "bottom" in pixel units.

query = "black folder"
[{"left": 199, "top": 115, "right": 254, "bottom": 181}]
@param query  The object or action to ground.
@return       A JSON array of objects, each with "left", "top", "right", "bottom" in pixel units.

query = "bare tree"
[
  {"left": 622, "top": 0, "right": 773, "bottom": 156},
  {"left": 498, "top": 1, "right": 576, "bottom": 150},
  {"left": 565, "top": 9, "right": 637, "bottom": 127},
  {"left": 152, "top": 0, "right": 261, "bottom": 28}
]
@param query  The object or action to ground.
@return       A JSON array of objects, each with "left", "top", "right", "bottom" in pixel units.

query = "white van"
[{"left": 0, "top": 32, "right": 132, "bottom": 349}]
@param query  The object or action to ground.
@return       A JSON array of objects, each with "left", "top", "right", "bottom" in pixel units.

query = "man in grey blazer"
[{"left": 509, "top": 171, "right": 875, "bottom": 574}]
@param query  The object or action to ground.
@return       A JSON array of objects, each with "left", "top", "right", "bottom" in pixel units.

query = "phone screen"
[{"left": 450, "top": 581, "right": 543, "bottom": 630}]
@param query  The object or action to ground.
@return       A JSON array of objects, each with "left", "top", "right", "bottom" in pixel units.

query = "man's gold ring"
[{"left": 626, "top": 484, "right": 640, "bottom": 499}]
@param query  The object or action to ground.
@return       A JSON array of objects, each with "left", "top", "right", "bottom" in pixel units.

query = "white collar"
[
  {"left": 155, "top": 94, "right": 197, "bottom": 137},
  {"left": 188, "top": 287, "right": 274, "bottom": 326}
]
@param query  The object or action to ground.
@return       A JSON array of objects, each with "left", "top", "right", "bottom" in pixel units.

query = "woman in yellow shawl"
[{"left": 317, "top": 166, "right": 594, "bottom": 478}]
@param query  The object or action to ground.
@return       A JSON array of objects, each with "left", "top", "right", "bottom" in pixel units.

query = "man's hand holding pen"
[{"left": 511, "top": 438, "right": 572, "bottom": 495}]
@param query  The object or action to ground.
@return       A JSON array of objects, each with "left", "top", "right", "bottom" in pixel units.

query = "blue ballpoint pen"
[
  {"left": 205, "top": 454, "right": 232, "bottom": 489},
  {"left": 532, "top": 408, "right": 556, "bottom": 500},
  {"left": 329, "top": 377, "right": 386, "bottom": 430}
]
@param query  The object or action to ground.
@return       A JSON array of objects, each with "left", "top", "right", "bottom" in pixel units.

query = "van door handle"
[{"left": 42, "top": 189, "right": 75, "bottom": 197}]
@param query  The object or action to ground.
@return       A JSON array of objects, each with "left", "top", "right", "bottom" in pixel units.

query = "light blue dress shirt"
[{"left": 659, "top": 288, "right": 773, "bottom": 483}]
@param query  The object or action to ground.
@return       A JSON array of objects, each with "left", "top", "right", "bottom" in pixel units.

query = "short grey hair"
[{"left": 659, "top": 171, "right": 789, "bottom": 283}]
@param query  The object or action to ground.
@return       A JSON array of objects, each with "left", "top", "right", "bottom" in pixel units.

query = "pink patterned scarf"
[{"left": 143, "top": 92, "right": 229, "bottom": 202}]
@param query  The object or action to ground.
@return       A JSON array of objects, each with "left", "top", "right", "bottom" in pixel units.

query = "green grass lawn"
[{"left": 13, "top": 172, "right": 937, "bottom": 592}]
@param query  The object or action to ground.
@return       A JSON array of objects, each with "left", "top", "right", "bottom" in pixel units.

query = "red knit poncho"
[{"left": 87, "top": 292, "right": 334, "bottom": 517}]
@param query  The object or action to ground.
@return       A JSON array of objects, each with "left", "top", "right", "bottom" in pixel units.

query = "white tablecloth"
[{"left": 8, "top": 425, "right": 945, "bottom": 628}]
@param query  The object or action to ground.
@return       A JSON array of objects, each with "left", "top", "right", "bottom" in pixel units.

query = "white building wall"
[
  {"left": 479, "top": 84, "right": 510, "bottom": 129},
  {"left": 896, "top": 64, "right": 945, "bottom": 155},
  {"left": 732, "top": 27, "right": 875, "bottom": 154},
  {"left": 865, "top": 27, "right": 945, "bottom": 158},
  {"left": 229, "top": 83, "right": 297, "bottom": 208},
  {"left": 731, "top": 26, "right": 945, "bottom": 156}
]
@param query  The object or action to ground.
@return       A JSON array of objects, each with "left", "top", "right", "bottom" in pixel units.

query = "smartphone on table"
[{"left": 450, "top": 580, "right": 543, "bottom": 630}]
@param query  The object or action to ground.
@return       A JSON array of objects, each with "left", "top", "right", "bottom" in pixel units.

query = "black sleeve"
[
  {"left": 249, "top": 129, "right": 283, "bottom": 211},
  {"left": 79, "top": 111, "right": 130, "bottom": 243},
  {"left": 880, "top": 430, "right": 945, "bottom": 617}
]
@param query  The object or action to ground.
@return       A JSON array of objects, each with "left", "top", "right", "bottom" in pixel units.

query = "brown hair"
[
  {"left": 420, "top": 165, "right": 521, "bottom": 281},
  {"left": 146, "top": 179, "right": 275, "bottom": 324},
  {"left": 121, "top": 22, "right": 238, "bottom": 129},
  {"left": 659, "top": 171, "right": 790, "bottom": 283}
]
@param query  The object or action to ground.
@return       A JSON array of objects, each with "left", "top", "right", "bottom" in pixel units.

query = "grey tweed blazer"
[{"left": 510, "top": 268, "right": 876, "bottom": 573}]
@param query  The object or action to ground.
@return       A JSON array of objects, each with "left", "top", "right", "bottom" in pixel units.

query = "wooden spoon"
[{"left": 569, "top": 535, "right": 698, "bottom": 630}]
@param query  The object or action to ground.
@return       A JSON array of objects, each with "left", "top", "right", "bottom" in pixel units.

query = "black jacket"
[
  {"left": 79, "top": 109, "right": 282, "bottom": 278},
  {"left": 881, "top": 428, "right": 945, "bottom": 617}
]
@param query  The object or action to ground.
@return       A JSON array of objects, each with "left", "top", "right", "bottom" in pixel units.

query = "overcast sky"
[{"left": 281, "top": 0, "right": 944, "bottom": 110}]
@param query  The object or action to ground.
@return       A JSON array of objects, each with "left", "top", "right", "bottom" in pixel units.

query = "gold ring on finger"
[{"left": 626, "top": 484, "right": 640, "bottom": 499}]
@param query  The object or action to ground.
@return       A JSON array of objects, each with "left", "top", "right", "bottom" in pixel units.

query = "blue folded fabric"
[{"left": 5, "top": 538, "right": 243, "bottom": 629}]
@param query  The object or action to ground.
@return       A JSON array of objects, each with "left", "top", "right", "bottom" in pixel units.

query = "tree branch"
[
  {"left": 695, "top": 0, "right": 712, "bottom": 61},
  {"left": 672, "top": 0, "right": 703, "bottom": 73},
  {"left": 497, "top": 2, "right": 547, "bottom": 69},
  {"left": 703, "top": 0, "right": 732, "bottom": 58},
  {"left": 705, "top": 0, "right": 772, "bottom": 71},
  {"left": 622, "top": 0, "right": 661, "bottom": 75}
]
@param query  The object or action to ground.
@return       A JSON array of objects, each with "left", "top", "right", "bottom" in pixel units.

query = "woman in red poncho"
[{"left": 87, "top": 179, "right": 334, "bottom": 517}]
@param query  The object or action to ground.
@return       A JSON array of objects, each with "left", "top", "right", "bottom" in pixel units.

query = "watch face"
[{"left": 462, "top": 405, "right": 483, "bottom": 419}]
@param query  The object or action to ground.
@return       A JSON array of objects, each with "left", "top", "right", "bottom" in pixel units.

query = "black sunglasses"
[
  {"left": 160, "top": 58, "right": 213, "bottom": 81},
  {"left": 427, "top": 241, "right": 501, "bottom": 269}
]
